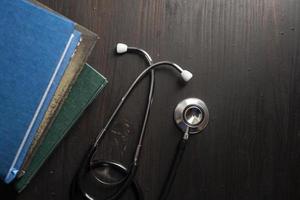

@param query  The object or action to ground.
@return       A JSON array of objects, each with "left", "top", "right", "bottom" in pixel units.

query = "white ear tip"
[
  {"left": 181, "top": 70, "right": 193, "bottom": 82},
  {"left": 116, "top": 43, "right": 128, "bottom": 54}
]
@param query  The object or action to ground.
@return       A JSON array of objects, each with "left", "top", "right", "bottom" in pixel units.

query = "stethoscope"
[{"left": 70, "top": 43, "right": 209, "bottom": 200}]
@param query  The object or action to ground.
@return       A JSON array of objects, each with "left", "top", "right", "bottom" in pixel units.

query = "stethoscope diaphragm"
[{"left": 174, "top": 98, "right": 209, "bottom": 134}]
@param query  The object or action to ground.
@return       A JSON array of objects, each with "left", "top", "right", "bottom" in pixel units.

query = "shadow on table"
[{"left": 0, "top": 181, "right": 17, "bottom": 200}]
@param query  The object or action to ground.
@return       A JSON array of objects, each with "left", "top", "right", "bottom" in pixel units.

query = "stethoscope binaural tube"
[
  {"left": 91, "top": 45, "right": 155, "bottom": 200},
  {"left": 71, "top": 44, "right": 155, "bottom": 200}
]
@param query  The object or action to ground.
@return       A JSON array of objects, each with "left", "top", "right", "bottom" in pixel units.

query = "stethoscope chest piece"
[{"left": 174, "top": 98, "right": 209, "bottom": 134}]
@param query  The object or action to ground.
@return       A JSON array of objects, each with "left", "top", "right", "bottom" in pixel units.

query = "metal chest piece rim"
[{"left": 174, "top": 98, "right": 209, "bottom": 134}]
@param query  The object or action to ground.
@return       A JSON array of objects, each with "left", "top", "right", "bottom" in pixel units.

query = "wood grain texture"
[{"left": 1, "top": 0, "right": 299, "bottom": 199}]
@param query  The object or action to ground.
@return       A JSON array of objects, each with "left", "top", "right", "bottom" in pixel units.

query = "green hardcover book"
[{"left": 15, "top": 64, "right": 107, "bottom": 192}]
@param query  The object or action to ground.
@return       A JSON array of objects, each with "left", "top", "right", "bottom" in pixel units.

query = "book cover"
[
  {"left": 0, "top": 0, "right": 81, "bottom": 183},
  {"left": 15, "top": 64, "right": 107, "bottom": 192},
  {"left": 20, "top": 3, "right": 99, "bottom": 173}
]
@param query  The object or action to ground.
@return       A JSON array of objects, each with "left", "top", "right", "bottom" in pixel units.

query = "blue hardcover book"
[{"left": 0, "top": 0, "right": 81, "bottom": 183}]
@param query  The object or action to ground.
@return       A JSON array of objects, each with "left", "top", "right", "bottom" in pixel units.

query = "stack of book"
[{"left": 0, "top": 0, "right": 107, "bottom": 192}]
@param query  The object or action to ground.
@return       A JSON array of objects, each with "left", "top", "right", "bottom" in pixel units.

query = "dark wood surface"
[{"left": 1, "top": 0, "right": 300, "bottom": 199}]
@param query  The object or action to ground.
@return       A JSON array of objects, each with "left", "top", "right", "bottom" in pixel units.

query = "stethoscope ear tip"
[
  {"left": 181, "top": 70, "right": 193, "bottom": 82},
  {"left": 116, "top": 43, "right": 128, "bottom": 54}
]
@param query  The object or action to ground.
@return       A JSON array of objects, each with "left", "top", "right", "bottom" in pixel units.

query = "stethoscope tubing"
[
  {"left": 158, "top": 128, "right": 190, "bottom": 200},
  {"left": 71, "top": 46, "right": 189, "bottom": 200},
  {"left": 89, "top": 61, "right": 184, "bottom": 200},
  {"left": 98, "top": 48, "right": 155, "bottom": 200}
]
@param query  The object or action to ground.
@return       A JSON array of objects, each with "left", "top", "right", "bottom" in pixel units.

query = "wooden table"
[{"left": 1, "top": 0, "right": 300, "bottom": 199}]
